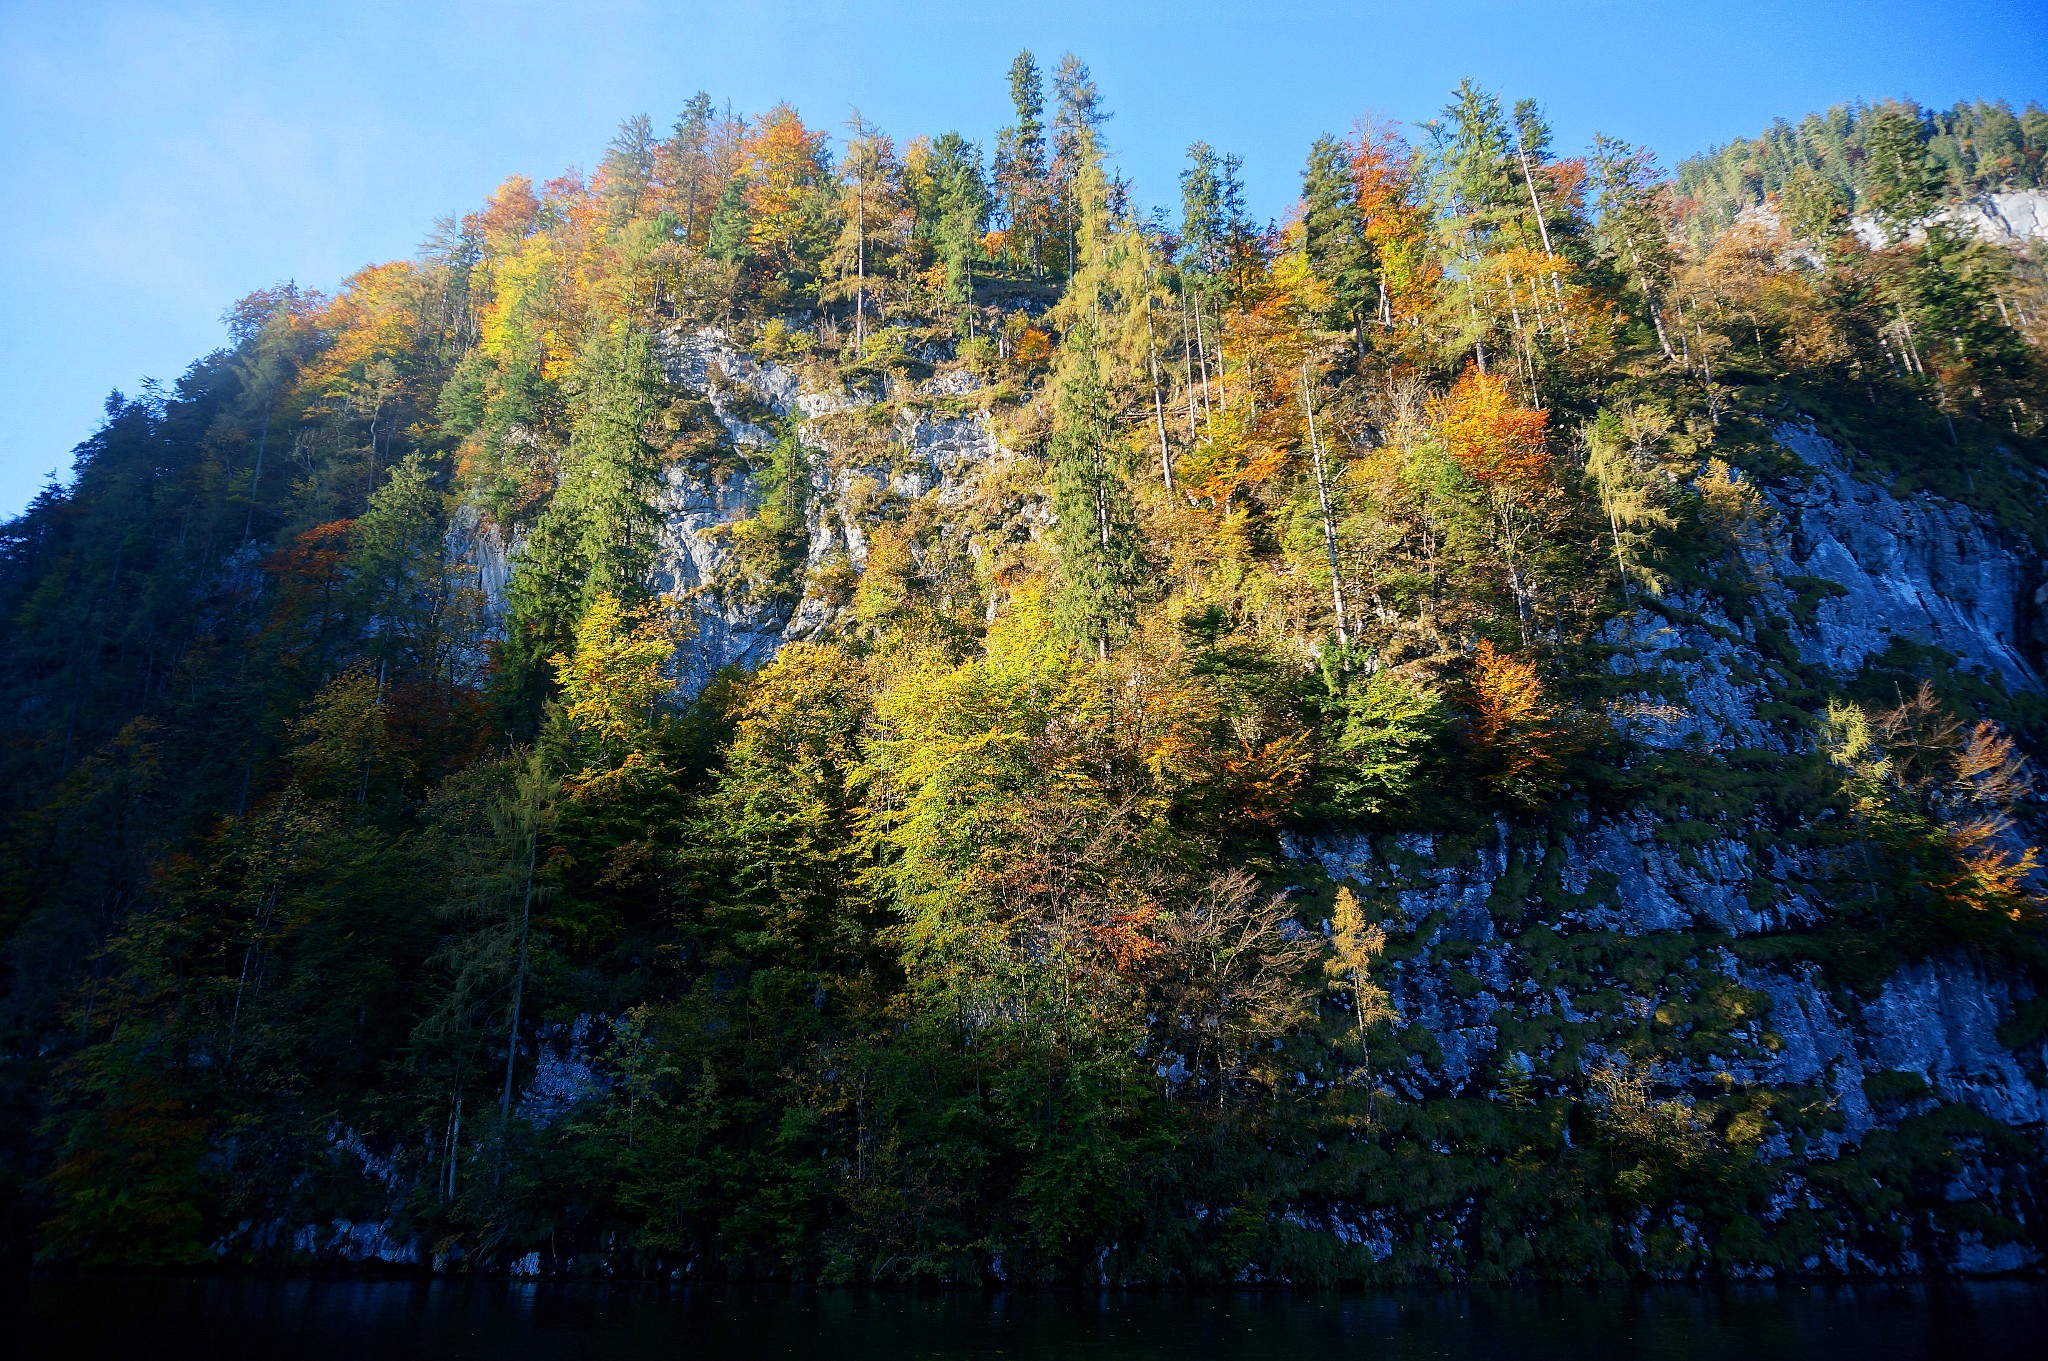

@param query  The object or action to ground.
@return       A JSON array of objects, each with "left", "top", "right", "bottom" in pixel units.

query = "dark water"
[{"left": 7, "top": 1275, "right": 2047, "bottom": 1359}]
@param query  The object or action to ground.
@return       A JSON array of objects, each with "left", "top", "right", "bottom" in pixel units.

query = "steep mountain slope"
[{"left": 3, "top": 74, "right": 2047, "bottom": 1281}]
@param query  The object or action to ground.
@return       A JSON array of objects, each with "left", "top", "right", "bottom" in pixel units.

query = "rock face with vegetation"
[{"left": 3, "top": 69, "right": 2047, "bottom": 1282}]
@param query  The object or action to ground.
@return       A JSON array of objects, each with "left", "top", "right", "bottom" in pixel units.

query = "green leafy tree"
[{"left": 1861, "top": 101, "right": 1946, "bottom": 233}]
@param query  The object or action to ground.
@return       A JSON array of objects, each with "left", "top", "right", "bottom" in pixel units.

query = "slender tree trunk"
[
  {"left": 1146, "top": 296, "right": 1173, "bottom": 493},
  {"left": 1301, "top": 364, "right": 1349, "bottom": 650},
  {"left": 855, "top": 171, "right": 867, "bottom": 351},
  {"left": 242, "top": 389, "right": 275, "bottom": 542},
  {"left": 1215, "top": 327, "right": 1228, "bottom": 414},
  {"left": 446, "top": 1086, "right": 464, "bottom": 1202},
  {"left": 499, "top": 828, "right": 537, "bottom": 1126},
  {"left": 1622, "top": 235, "right": 1676, "bottom": 360}
]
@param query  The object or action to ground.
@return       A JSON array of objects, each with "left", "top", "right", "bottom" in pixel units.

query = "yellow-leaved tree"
[
  {"left": 551, "top": 591, "right": 687, "bottom": 797},
  {"left": 1324, "top": 886, "right": 1398, "bottom": 1073}
]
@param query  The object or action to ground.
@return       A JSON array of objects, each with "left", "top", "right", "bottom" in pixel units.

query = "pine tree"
[
  {"left": 601, "top": 114, "right": 658, "bottom": 223},
  {"left": 1591, "top": 134, "right": 1678, "bottom": 359},
  {"left": 930, "top": 134, "right": 991, "bottom": 313},
  {"left": 502, "top": 324, "right": 665, "bottom": 716},
  {"left": 706, "top": 173, "right": 753, "bottom": 264},
  {"left": 349, "top": 452, "right": 474, "bottom": 683},
  {"left": 1051, "top": 53, "right": 1108, "bottom": 281},
  {"left": 1440, "top": 81, "right": 1518, "bottom": 246},
  {"left": 663, "top": 92, "right": 718, "bottom": 242}
]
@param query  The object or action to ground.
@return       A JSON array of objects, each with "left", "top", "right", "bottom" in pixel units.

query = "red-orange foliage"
[
  {"left": 1439, "top": 367, "right": 1551, "bottom": 493},
  {"left": 262, "top": 521, "right": 354, "bottom": 602},
  {"left": 1348, "top": 117, "right": 1438, "bottom": 325},
  {"left": 295, "top": 262, "right": 422, "bottom": 408},
  {"left": 1467, "top": 640, "right": 1566, "bottom": 805},
  {"left": 468, "top": 174, "right": 542, "bottom": 246},
  {"left": 1011, "top": 326, "right": 1053, "bottom": 369},
  {"left": 743, "top": 105, "right": 830, "bottom": 270},
  {"left": 259, "top": 520, "right": 355, "bottom": 657}
]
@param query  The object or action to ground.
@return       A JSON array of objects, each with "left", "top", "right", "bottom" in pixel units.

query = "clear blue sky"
[{"left": 3, "top": 0, "right": 2044, "bottom": 517}]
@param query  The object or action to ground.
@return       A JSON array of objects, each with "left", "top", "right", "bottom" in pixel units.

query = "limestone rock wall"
[{"left": 1285, "top": 422, "right": 2048, "bottom": 1274}]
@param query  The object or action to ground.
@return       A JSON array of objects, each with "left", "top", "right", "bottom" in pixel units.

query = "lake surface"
[{"left": 8, "top": 1275, "right": 2046, "bottom": 1359}]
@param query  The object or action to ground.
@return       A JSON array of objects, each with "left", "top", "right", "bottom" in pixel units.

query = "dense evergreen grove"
[
  {"left": 2, "top": 66, "right": 2046, "bottom": 1280},
  {"left": 1676, "top": 96, "right": 2048, "bottom": 232}
]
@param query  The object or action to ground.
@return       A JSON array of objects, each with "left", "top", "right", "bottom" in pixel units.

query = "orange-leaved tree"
[
  {"left": 1440, "top": 366, "right": 1550, "bottom": 492},
  {"left": 1439, "top": 367, "right": 1556, "bottom": 632},
  {"left": 1823, "top": 682, "right": 2044, "bottom": 932},
  {"left": 1466, "top": 639, "right": 1568, "bottom": 808},
  {"left": 743, "top": 104, "right": 832, "bottom": 275}
]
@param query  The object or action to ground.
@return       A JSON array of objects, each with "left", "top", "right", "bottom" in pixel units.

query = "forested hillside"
[
  {"left": 3, "top": 64, "right": 2047, "bottom": 1282},
  {"left": 1675, "top": 96, "right": 2048, "bottom": 232}
]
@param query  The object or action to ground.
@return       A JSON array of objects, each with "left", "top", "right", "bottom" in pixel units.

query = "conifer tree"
[
  {"left": 705, "top": 175, "right": 752, "bottom": 263},
  {"left": 1302, "top": 135, "right": 1377, "bottom": 346},
  {"left": 662, "top": 92, "right": 719, "bottom": 242},
  {"left": 1051, "top": 53, "right": 1108, "bottom": 281},
  {"left": 1440, "top": 81, "right": 1518, "bottom": 246},
  {"left": 1591, "top": 134, "right": 1678, "bottom": 359},
  {"left": 502, "top": 324, "right": 665, "bottom": 714},
  {"left": 928, "top": 134, "right": 992, "bottom": 314},
  {"left": 993, "top": 52, "right": 1048, "bottom": 275},
  {"left": 601, "top": 114, "right": 658, "bottom": 223},
  {"left": 1861, "top": 101, "right": 1946, "bottom": 233},
  {"left": 1047, "top": 325, "right": 1144, "bottom": 659},
  {"left": 349, "top": 452, "right": 473, "bottom": 683}
]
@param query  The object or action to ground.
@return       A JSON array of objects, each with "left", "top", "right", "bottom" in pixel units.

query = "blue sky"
[{"left": 2, "top": 0, "right": 2044, "bottom": 517}]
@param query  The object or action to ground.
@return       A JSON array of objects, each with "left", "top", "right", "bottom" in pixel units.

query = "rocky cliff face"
[
  {"left": 1854, "top": 187, "right": 2048, "bottom": 250},
  {"left": 1286, "top": 420, "right": 2048, "bottom": 1276},
  {"left": 641, "top": 326, "right": 1033, "bottom": 694}
]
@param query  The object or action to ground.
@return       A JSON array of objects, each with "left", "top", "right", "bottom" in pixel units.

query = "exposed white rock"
[
  {"left": 1859, "top": 957, "right": 2048, "bottom": 1127},
  {"left": 1284, "top": 418, "right": 2047, "bottom": 1232},
  {"left": 1853, "top": 187, "right": 2048, "bottom": 249},
  {"left": 648, "top": 325, "right": 1020, "bottom": 694}
]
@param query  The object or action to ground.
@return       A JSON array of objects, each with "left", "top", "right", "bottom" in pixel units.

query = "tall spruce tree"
[
  {"left": 1862, "top": 101, "right": 1947, "bottom": 233},
  {"left": 601, "top": 114, "right": 658, "bottom": 223},
  {"left": 1051, "top": 53, "right": 1108, "bottom": 281},
  {"left": 1302, "top": 134, "right": 1377, "bottom": 345},
  {"left": 501, "top": 323, "right": 665, "bottom": 719},
  {"left": 1047, "top": 324, "right": 1144, "bottom": 660},
  {"left": 994, "top": 52, "right": 1048, "bottom": 275},
  {"left": 1591, "top": 133, "right": 1679, "bottom": 359}
]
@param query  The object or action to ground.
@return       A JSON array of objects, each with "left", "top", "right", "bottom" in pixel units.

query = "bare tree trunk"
[
  {"left": 855, "top": 171, "right": 867, "bottom": 351},
  {"left": 1146, "top": 296, "right": 1173, "bottom": 493},
  {"left": 1514, "top": 133, "right": 1571, "bottom": 333},
  {"left": 242, "top": 387, "right": 275, "bottom": 542},
  {"left": 1301, "top": 365, "right": 1350, "bottom": 650},
  {"left": 499, "top": 829, "right": 537, "bottom": 1126},
  {"left": 1622, "top": 236, "right": 1676, "bottom": 361}
]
